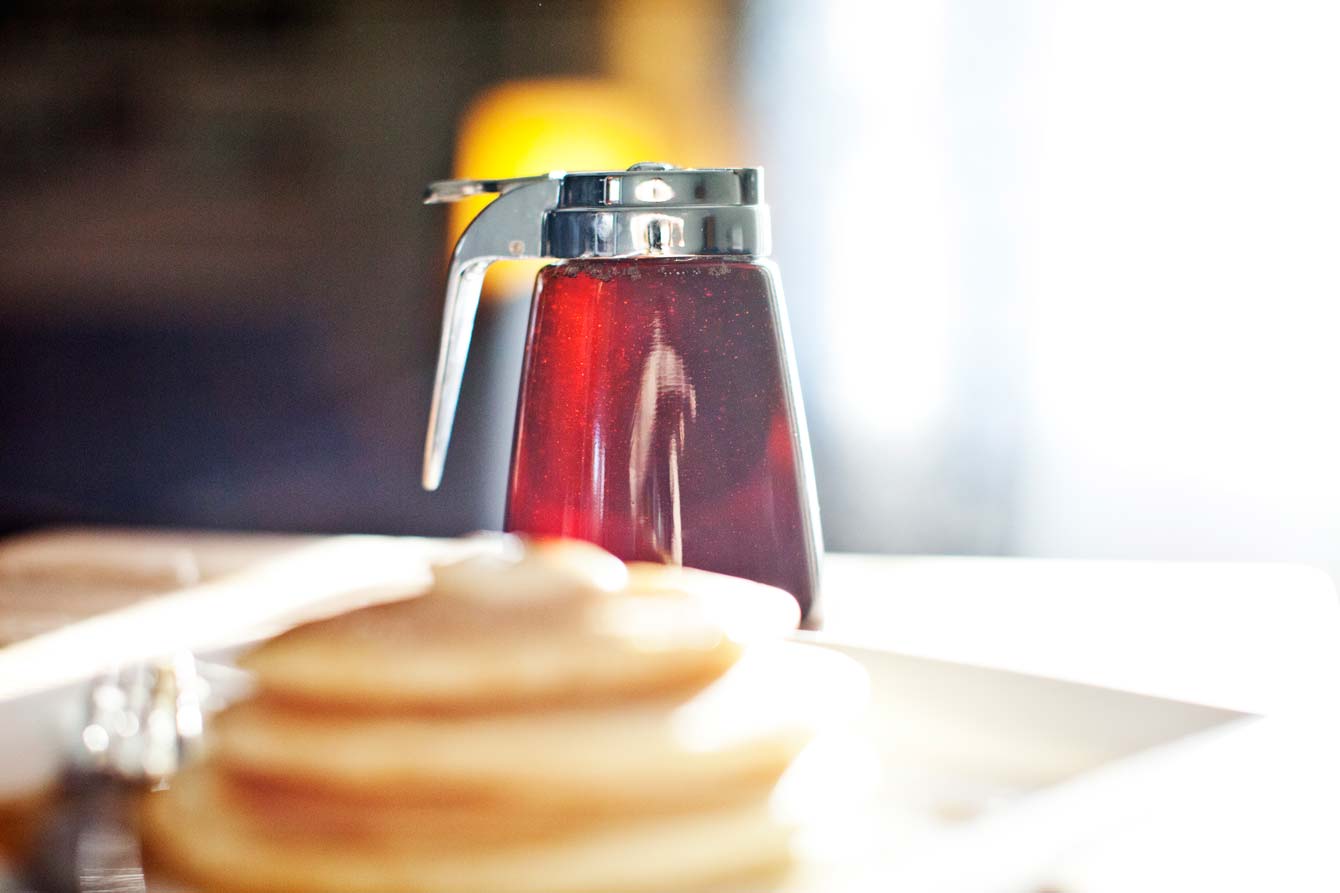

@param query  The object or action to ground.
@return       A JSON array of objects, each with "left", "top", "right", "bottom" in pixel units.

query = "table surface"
[
  {"left": 4, "top": 528, "right": 1337, "bottom": 714},
  {"left": 3, "top": 530, "right": 1339, "bottom": 892},
  {"left": 822, "top": 553, "right": 1340, "bottom": 716}
]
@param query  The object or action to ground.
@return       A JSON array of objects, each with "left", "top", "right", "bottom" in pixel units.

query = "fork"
[{"left": 20, "top": 653, "right": 222, "bottom": 893}]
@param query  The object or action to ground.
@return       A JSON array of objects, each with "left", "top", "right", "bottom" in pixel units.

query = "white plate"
[
  {"left": 779, "top": 636, "right": 1249, "bottom": 892},
  {"left": 0, "top": 584, "right": 1250, "bottom": 891}
]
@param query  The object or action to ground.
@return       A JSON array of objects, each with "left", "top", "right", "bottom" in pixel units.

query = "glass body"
[{"left": 504, "top": 257, "right": 821, "bottom": 618}]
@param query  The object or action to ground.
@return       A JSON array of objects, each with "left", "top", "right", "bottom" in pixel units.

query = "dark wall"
[{"left": 0, "top": 0, "right": 599, "bottom": 536}]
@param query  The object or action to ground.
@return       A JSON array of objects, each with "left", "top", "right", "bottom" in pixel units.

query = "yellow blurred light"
[{"left": 448, "top": 78, "right": 673, "bottom": 301}]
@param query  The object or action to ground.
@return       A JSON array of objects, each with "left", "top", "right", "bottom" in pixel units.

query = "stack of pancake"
[{"left": 144, "top": 537, "right": 863, "bottom": 893}]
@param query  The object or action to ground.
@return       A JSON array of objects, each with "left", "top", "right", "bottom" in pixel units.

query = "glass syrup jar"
[{"left": 422, "top": 163, "right": 822, "bottom": 620}]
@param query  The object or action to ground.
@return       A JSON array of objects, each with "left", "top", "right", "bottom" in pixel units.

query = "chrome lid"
[
  {"left": 424, "top": 163, "right": 770, "bottom": 259},
  {"left": 556, "top": 164, "right": 761, "bottom": 209}
]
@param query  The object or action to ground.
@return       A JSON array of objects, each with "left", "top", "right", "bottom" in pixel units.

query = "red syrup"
[{"left": 504, "top": 257, "right": 820, "bottom": 618}]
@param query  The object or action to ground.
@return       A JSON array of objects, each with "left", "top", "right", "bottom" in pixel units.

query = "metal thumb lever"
[{"left": 423, "top": 172, "right": 564, "bottom": 205}]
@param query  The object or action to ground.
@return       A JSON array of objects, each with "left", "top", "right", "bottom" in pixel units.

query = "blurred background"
[{"left": 2, "top": 0, "right": 1338, "bottom": 565}]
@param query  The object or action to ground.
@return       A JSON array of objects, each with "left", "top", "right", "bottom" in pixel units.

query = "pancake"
[
  {"left": 204, "top": 767, "right": 773, "bottom": 849},
  {"left": 143, "top": 537, "right": 861, "bottom": 893},
  {"left": 239, "top": 545, "right": 799, "bottom": 712},
  {"left": 145, "top": 766, "right": 794, "bottom": 893},
  {"left": 213, "top": 644, "right": 858, "bottom": 809}
]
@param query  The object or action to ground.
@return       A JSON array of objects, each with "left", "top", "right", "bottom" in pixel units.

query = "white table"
[{"left": 821, "top": 554, "right": 1340, "bottom": 715}]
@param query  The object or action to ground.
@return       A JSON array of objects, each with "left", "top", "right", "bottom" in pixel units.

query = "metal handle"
[{"left": 421, "top": 173, "right": 563, "bottom": 490}]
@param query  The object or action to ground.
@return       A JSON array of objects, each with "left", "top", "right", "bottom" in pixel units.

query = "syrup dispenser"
[{"left": 422, "top": 163, "right": 822, "bottom": 619}]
